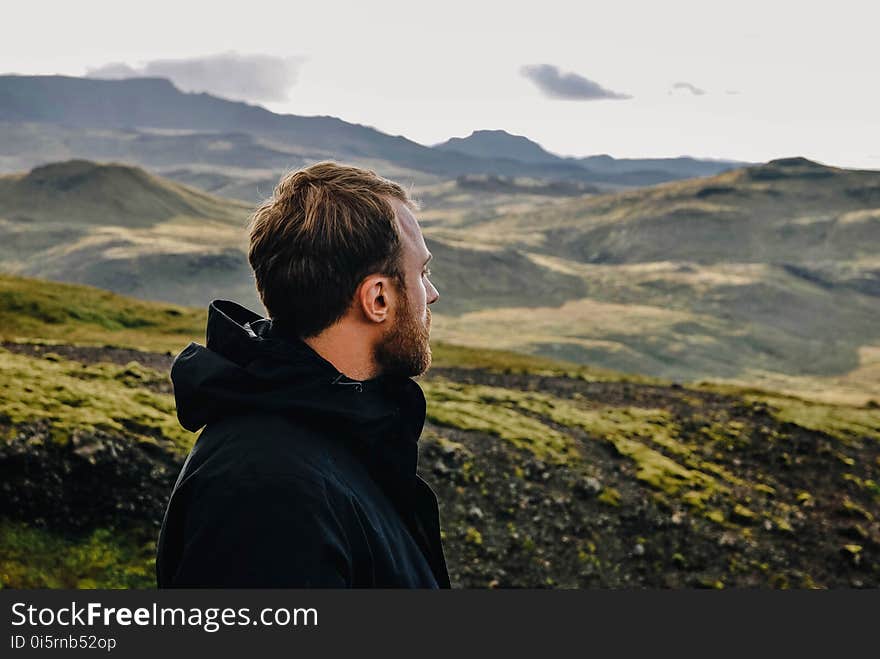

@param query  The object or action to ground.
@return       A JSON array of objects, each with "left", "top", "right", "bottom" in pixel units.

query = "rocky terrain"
[{"left": 1, "top": 308, "right": 877, "bottom": 588}]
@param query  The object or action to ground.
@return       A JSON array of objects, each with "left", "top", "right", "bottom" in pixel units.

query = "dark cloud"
[
  {"left": 86, "top": 51, "right": 305, "bottom": 103},
  {"left": 670, "top": 81, "right": 706, "bottom": 96},
  {"left": 519, "top": 64, "right": 631, "bottom": 101}
]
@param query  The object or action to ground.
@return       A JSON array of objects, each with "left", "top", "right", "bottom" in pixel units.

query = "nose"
[{"left": 427, "top": 280, "right": 439, "bottom": 305}]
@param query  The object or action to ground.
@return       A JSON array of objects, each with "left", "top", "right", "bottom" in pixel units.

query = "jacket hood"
[{"left": 170, "top": 299, "right": 426, "bottom": 445}]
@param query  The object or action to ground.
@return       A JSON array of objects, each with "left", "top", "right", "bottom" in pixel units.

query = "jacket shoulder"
[
  {"left": 186, "top": 411, "right": 356, "bottom": 492},
  {"left": 161, "top": 439, "right": 357, "bottom": 587}
]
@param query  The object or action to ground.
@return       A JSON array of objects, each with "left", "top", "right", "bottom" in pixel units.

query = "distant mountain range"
[
  {"left": 0, "top": 159, "right": 254, "bottom": 309},
  {"left": 0, "top": 75, "right": 745, "bottom": 193},
  {"left": 1, "top": 155, "right": 878, "bottom": 404},
  {"left": 421, "top": 156, "right": 880, "bottom": 401},
  {"left": 0, "top": 159, "right": 591, "bottom": 315},
  {"left": 436, "top": 129, "right": 737, "bottom": 179}
]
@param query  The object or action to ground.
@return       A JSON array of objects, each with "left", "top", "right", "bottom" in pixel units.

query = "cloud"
[
  {"left": 519, "top": 64, "right": 631, "bottom": 101},
  {"left": 669, "top": 81, "right": 706, "bottom": 96},
  {"left": 86, "top": 62, "right": 140, "bottom": 78},
  {"left": 86, "top": 51, "right": 305, "bottom": 103}
]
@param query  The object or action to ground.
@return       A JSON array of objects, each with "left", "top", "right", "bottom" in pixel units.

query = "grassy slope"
[
  {"left": 0, "top": 160, "right": 597, "bottom": 315},
  {"left": 453, "top": 157, "right": 880, "bottom": 259},
  {"left": 421, "top": 159, "right": 880, "bottom": 402},
  {"left": 0, "top": 159, "right": 251, "bottom": 227},
  {"left": 0, "top": 160, "right": 260, "bottom": 309},
  {"left": 0, "top": 274, "right": 878, "bottom": 588},
  {"left": 3, "top": 157, "right": 878, "bottom": 402},
  {"left": 0, "top": 273, "right": 203, "bottom": 352}
]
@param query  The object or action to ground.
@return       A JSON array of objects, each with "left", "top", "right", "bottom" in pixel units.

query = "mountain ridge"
[
  {"left": 437, "top": 128, "right": 749, "bottom": 179},
  {"left": 0, "top": 158, "right": 251, "bottom": 226},
  {"left": 0, "top": 75, "right": 745, "bottom": 185},
  {"left": 1, "top": 154, "right": 878, "bottom": 401}
]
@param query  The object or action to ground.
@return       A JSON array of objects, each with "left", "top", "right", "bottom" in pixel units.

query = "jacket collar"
[{"left": 171, "top": 299, "right": 427, "bottom": 501}]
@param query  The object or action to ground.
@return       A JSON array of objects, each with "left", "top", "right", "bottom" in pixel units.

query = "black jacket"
[{"left": 155, "top": 299, "right": 451, "bottom": 588}]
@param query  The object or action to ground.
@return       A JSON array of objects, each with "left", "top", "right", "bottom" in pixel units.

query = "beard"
[{"left": 373, "top": 283, "right": 432, "bottom": 378}]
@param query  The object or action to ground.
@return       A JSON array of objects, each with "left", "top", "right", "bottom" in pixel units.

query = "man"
[{"left": 155, "top": 161, "right": 450, "bottom": 588}]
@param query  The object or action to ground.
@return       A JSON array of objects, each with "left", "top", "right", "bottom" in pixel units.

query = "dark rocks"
[{"left": 574, "top": 476, "right": 603, "bottom": 499}]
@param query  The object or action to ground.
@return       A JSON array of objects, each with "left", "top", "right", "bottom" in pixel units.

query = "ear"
[{"left": 356, "top": 274, "right": 395, "bottom": 324}]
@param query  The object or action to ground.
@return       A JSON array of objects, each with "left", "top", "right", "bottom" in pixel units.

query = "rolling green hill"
[
  {"left": 0, "top": 274, "right": 877, "bottom": 588},
  {"left": 463, "top": 157, "right": 880, "bottom": 264},
  {"left": 0, "top": 159, "right": 599, "bottom": 314},
  {"left": 1, "top": 157, "right": 878, "bottom": 405},
  {"left": 0, "top": 160, "right": 260, "bottom": 309},
  {"left": 423, "top": 157, "right": 880, "bottom": 404},
  {"left": 0, "top": 272, "right": 203, "bottom": 352},
  {"left": 0, "top": 159, "right": 251, "bottom": 227}
]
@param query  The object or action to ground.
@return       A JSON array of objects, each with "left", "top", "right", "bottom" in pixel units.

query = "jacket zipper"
[{"left": 331, "top": 373, "right": 363, "bottom": 392}]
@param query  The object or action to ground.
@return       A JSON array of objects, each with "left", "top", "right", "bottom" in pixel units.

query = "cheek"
[
  {"left": 416, "top": 283, "right": 429, "bottom": 318},
  {"left": 415, "top": 280, "right": 428, "bottom": 306}
]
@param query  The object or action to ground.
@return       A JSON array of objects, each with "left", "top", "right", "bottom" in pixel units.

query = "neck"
[{"left": 302, "top": 322, "right": 381, "bottom": 382}]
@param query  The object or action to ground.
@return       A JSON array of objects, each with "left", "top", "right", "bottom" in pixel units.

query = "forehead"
[{"left": 391, "top": 198, "right": 428, "bottom": 256}]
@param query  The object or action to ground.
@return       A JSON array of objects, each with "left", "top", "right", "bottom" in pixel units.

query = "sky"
[{"left": 3, "top": 0, "right": 879, "bottom": 168}]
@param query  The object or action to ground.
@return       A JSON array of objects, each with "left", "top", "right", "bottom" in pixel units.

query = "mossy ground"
[
  {"left": 0, "top": 273, "right": 203, "bottom": 353},
  {"left": 1, "top": 274, "right": 878, "bottom": 588},
  {"left": 0, "top": 347, "right": 191, "bottom": 454},
  {"left": 423, "top": 366, "right": 880, "bottom": 587},
  {"left": 0, "top": 519, "right": 156, "bottom": 589},
  {"left": 428, "top": 340, "right": 655, "bottom": 384},
  {"left": 749, "top": 393, "right": 880, "bottom": 445}
]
